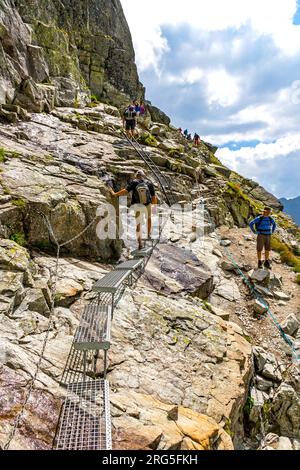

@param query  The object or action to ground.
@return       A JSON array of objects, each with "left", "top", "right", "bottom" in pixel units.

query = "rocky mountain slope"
[
  {"left": 0, "top": 0, "right": 300, "bottom": 452},
  {"left": 280, "top": 197, "right": 300, "bottom": 226},
  {"left": 0, "top": 0, "right": 144, "bottom": 113}
]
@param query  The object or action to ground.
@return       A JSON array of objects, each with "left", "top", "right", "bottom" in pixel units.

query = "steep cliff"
[{"left": 0, "top": 0, "right": 144, "bottom": 112}]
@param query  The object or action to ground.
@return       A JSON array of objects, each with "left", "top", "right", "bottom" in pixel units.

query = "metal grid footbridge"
[{"left": 53, "top": 135, "right": 179, "bottom": 450}]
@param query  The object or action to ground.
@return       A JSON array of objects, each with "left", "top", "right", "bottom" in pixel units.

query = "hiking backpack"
[
  {"left": 124, "top": 108, "right": 135, "bottom": 120},
  {"left": 135, "top": 181, "right": 152, "bottom": 205}
]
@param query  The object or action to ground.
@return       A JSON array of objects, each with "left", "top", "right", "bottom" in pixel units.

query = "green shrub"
[
  {"left": 12, "top": 198, "right": 26, "bottom": 208},
  {"left": 0, "top": 148, "right": 6, "bottom": 162},
  {"left": 91, "top": 94, "right": 100, "bottom": 103},
  {"left": 10, "top": 232, "right": 27, "bottom": 247},
  {"left": 271, "top": 236, "right": 300, "bottom": 273},
  {"left": 243, "top": 396, "right": 254, "bottom": 416},
  {"left": 139, "top": 133, "right": 158, "bottom": 148}
]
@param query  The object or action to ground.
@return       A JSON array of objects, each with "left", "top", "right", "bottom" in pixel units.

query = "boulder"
[
  {"left": 148, "top": 245, "right": 215, "bottom": 299},
  {"left": 203, "top": 166, "right": 218, "bottom": 178},
  {"left": 250, "top": 269, "right": 270, "bottom": 287},
  {"left": 260, "top": 434, "right": 294, "bottom": 451},
  {"left": 271, "top": 383, "right": 300, "bottom": 438},
  {"left": 248, "top": 185, "right": 283, "bottom": 211},
  {"left": 211, "top": 165, "right": 231, "bottom": 178},
  {"left": 220, "top": 240, "right": 231, "bottom": 247},
  {"left": 254, "top": 285, "right": 273, "bottom": 298},
  {"left": 13, "top": 288, "right": 50, "bottom": 318},
  {"left": 253, "top": 347, "right": 275, "bottom": 373},
  {"left": 249, "top": 387, "right": 269, "bottom": 423},
  {"left": 280, "top": 314, "right": 300, "bottom": 337},
  {"left": 0, "top": 271, "right": 25, "bottom": 302},
  {"left": 215, "top": 279, "right": 241, "bottom": 302},
  {"left": 112, "top": 392, "right": 233, "bottom": 450},
  {"left": 273, "top": 291, "right": 291, "bottom": 301},
  {"left": 269, "top": 273, "right": 283, "bottom": 290},
  {"left": 221, "top": 261, "right": 237, "bottom": 272},
  {"left": 150, "top": 125, "right": 161, "bottom": 136},
  {"left": 55, "top": 278, "right": 84, "bottom": 307},
  {"left": 0, "top": 239, "right": 30, "bottom": 272},
  {"left": 261, "top": 362, "right": 282, "bottom": 382},
  {"left": 212, "top": 249, "right": 222, "bottom": 258},
  {"left": 253, "top": 299, "right": 268, "bottom": 316},
  {"left": 255, "top": 375, "right": 274, "bottom": 392},
  {"left": 147, "top": 104, "right": 171, "bottom": 125},
  {"left": 210, "top": 306, "right": 230, "bottom": 321}
]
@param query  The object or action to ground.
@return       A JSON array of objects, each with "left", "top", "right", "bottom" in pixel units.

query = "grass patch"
[
  {"left": 224, "top": 418, "right": 235, "bottom": 438},
  {"left": 139, "top": 133, "right": 158, "bottom": 148},
  {"left": 243, "top": 395, "right": 254, "bottom": 417},
  {"left": 271, "top": 236, "right": 300, "bottom": 273},
  {"left": 10, "top": 232, "right": 27, "bottom": 247},
  {"left": 168, "top": 149, "right": 182, "bottom": 159},
  {"left": 296, "top": 274, "right": 300, "bottom": 285},
  {"left": 0, "top": 148, "right": 6, "bottom": 162},
  {"left": 0, "top": 147, "right": 22, "bottom": 162},
  {"left": 225, "top": 182, "right": 263, "bottom": 213},
  {"left": 91, "top": 94, "right": 100, "bottom": 103},
  {"left": 243, "top": 335, "right": 253, "bottom": 344},
  {"left": 12, "top": 198, "right": 26, "bottom": 209}
]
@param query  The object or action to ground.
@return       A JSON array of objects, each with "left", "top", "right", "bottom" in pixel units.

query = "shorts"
[
  {"left": 257, "top": 234, "right": 271, "bottom": 252},
  {"left": 134, "top": 204, "right": 152, "bottom": 222},
  {"left": 125, "top": 119, "right": 136, "bottom": 130}
]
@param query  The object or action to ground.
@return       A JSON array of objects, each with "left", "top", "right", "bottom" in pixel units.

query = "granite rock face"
[{"left": 0, "top": 0, "right": 144, "bottom": 111}]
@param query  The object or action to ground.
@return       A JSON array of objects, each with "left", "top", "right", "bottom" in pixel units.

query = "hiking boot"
[
  {"left": 258, "top": 261, "right": 263, "bottom": 269},
  {"left": 264, "top": 260, "right": 272, "bottom": 270}
]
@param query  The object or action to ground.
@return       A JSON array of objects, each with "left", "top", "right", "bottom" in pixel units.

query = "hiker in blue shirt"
[
  {"left": 133, "top": 100, "right": 141, "bottom": 116},
  {"left": 249, "top": 207, "right": 277, "bottom": 270}
]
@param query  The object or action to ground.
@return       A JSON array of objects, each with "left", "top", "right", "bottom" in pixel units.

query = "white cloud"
[
  {"left": 121, "top": 0, "right": 300, "bottom": 71},
  {"left": 120, "top": 0, "right": 300, "bottom": 197},
  {"left": 205, "top": 69, "right": 240, "bottom": 107},
  {"left": 217, "top": 134, "right": 300, "bottom": 166}
]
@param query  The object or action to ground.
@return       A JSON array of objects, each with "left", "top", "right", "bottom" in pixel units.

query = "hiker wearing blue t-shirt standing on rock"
[{"left": 249, "top": 207, "right": 277, "bottom": 270}]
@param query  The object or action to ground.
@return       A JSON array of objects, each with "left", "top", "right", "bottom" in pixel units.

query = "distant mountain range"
[{"left": 280, "top": 197, "right": 300, "bottom": 225}]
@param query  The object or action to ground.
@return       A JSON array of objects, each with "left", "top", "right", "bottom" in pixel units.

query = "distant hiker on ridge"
[
  {"left": 133, "top": 100, "right": 141, "bottom": 116},
  {"left": 110, "top": 170, "right": 157, "bottom": 250},
  {"left": 183, "top": 129, "right": 188, "bottom": 138},
  {"left": 249, "top": 207, "right": 277, "bottom": 270},
  {"left": 140, "top": 102, "right": 146, "bottom": 117},
  {"left": 123, "top": 104, "right": 137, "bottom": 139},
  {"left": 194, "top": 133, "right": 200, "bottom": 146}
]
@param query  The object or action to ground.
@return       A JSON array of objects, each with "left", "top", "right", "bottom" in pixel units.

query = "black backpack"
[
  {"left": 255, "top": 216, "right": 273, "bottom": 231},
  {"left": 134, "top": 181, "right": 152, "bottom": 206},
  {"left": 124, "top": 108, "right": 135, "bottom": 120}
]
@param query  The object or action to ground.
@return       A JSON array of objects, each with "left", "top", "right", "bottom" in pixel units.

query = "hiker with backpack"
[
  {"left": 194, "top": 133, "right": 200, "bottom": 146},
  {"left": 110, "top": 170, "right": 157, "bottom": 250},
  {"left": 249, "top": 207, "right": 277, "bottom": 269},
  {"left": 123, "top": 105, "right": 137, "bottom": 138}
]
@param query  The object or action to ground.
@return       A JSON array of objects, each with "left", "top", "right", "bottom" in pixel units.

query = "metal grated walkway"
[
  {"left": 55, "top": 380, "right": 112, "bottom": 450},
  {"left": 55, "top": 134, "right": 178, "bottom": 450}
]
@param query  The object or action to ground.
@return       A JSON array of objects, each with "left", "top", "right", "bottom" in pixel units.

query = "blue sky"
[{"left": 121, "top": 0, "right": 300, "bottom": 199}]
